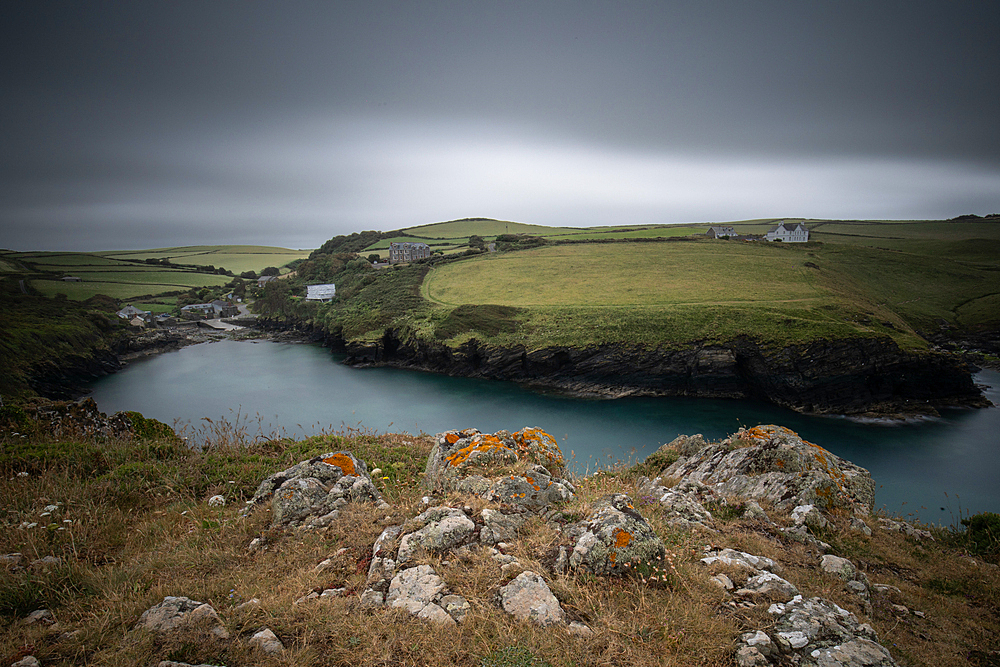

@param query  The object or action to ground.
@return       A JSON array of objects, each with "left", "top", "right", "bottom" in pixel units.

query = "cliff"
[{"left": 334, "top": 329, "right": 988, "bottom": 416}]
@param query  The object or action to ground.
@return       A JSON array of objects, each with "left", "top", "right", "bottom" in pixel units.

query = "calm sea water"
[{"left": 87, "top": 339, "right": 1000, "bottom": 524}]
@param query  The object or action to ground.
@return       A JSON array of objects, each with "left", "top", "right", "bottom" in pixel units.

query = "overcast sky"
[{"left": 2, "top": 1, "right": 999, "bottom": 251}]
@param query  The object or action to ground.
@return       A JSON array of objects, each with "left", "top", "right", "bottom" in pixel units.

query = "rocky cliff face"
[{"left": 335, "top": 329, "right": 987, "bottom": 416}]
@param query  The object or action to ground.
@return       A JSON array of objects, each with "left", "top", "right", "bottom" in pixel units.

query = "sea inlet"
[{"left": 87, "top": 339, "right": 1000, "bottom": 524}]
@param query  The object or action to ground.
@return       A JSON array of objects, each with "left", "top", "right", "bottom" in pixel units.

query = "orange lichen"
[
  {"left": 323, "top": 453, "right": 356, "bottom": 476},
  {"left": 525, "top": 476, "right": 541, "bottom": 491},
  {"left": 614, "top": 528, "right": 633, "bottom": 548},
  {"left": 445, "top": 434, "right": 513, "bottom": 468},
  {"left": 445, "top": 432, "right": 461, "bottom": 445}
]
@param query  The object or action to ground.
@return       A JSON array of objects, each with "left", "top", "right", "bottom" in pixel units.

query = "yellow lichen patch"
[
  {"left": 614, "top": 528, "right": 633, "bottom": 548},
  {"left": 445, "top": 434, "right": 513, "bottom": 468},
  {"left": 323, "top": 453, "right": 357, "bottom": 476},
  {"left": 513, "top": 427, "right": 564, "bottom": 466}
]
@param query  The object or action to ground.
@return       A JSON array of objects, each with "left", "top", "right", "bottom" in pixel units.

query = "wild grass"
[{"left": 2, "top": 415, "right": 999, "bottom": 667}]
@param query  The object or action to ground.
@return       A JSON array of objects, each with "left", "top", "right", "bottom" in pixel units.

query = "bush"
[{"left": 961, "top": 511, "right": 1000, "bottom": 557}]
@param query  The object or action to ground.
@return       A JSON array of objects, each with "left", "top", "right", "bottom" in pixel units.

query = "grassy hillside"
[
  {"left": 0, "top": 246, "right": 309, "bottom": 304},
  {"left": 1, "top": 411, "right": 998, "bottom": 667},
  {"left": 289, "top": 218, "right": 1000, "bottom": 356}
]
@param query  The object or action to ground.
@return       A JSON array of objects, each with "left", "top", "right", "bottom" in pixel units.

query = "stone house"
[
  {"left": 706, "top": 226, "right": 737, "bottom": 239},
  {"left": 389, "top": 242, "right": 432, "bottom": 264}
]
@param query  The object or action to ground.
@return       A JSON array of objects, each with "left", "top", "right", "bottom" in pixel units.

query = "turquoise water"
[{"left": 87, "top": 339, "right": 1000, "bottom": 523}]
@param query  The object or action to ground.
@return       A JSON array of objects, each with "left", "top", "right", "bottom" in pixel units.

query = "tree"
[
  {"left": 240, "top": 270, "right": 258, "bottom": 280},
  {"left": 469, "top": 235, "right": 485, "bottom": 249},
  {"left": 261, "top": 266, "right": 280, "bottom": 277},
  {"left": 368, "top": 254, "right": 381, "bottom": 263}
]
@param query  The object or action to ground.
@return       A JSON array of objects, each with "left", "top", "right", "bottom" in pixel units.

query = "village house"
[
  {"left": 116, "top": 304, "right": 152, "bottom": 321},
  {"left": 61, "top": 275, "right": 82, "bottom": 282},
  {"left": 257, "top": 275, "right": 277, "bottom": 288},
  {"left": 765, "top": 222, "right": 810, "bottom": 242},
  {"left": 180, "top": 300, "right": 237, "bottom": 319},
  {"left": 305, "top": 283, "right": 337, "bottom": 301},
  {"left": 706, "top": 226, "right": 737, "bottom": 239},
  {"left": 389, "top": 241, "right": 432, "bottom": 264}
]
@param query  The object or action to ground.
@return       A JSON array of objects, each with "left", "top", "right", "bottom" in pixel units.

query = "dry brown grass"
[{"left": 2, "top": 426, "right": 999, "bottom": 667}]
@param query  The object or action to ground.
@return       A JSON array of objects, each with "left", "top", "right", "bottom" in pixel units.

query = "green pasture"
[
  {"left": 423, "top": 242, "right": 826, "bottom": 307},
  {"left": 31, "top": 272, "right": 229, "bottom": 301},
  {"left": 397, "top": 218, "right": 581, "bottom": 238},
  {"left": 101, "top": 245, "right": 310, "bottom": 273}
]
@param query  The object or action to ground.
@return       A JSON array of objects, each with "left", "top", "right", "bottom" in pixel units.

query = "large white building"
[{"left": 765, "top": 222, "right": 809, "bottom": 242}]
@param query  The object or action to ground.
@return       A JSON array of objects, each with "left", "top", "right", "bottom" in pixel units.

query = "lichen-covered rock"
[
  {"left": 397, "top": 507, "right": 476, "bottom": 564},
  {"left": 423, "top": 428, "right": 574, "bottom": 509},
  {"left": 701, "top": 548, "right": 782, "bottom": 574},
  {"left": 661, "top": 425, "right": 876, "bottom": 513},
  {"left": 480, "top": 508, "right": 528, "bottom": 545},
  {"left": 498, "top": 571, "right": 565, "bottom": 626},
  {"left": 638, "top": 478, "right": 716, "bottom": 531},
  {"left": 735, "top": 571, "right": 800, "bottom": 602},
  {"left": 248, "top": 451, "right": 388, "bottom": 527},
  {"left": 740, "top": 595, "right": 898, "bottom": 666},
  {"left": 386, "top": 565, "right": 456, "bottom": 626},
  {"left": 568, "top": 494, "right": 666, "bottom": 576},
  {"left": 877, "top": 517, "right": 934, "bottom": 540},
  {"left": 134, "top": 596, "right": 230, "bottom": 640}
]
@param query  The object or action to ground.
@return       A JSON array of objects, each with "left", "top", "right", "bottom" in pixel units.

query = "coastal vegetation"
[
  {"left": 262, "top": 218, "right": 1000, "bottom": 356},
  {"left": 1, "top": 407, "right": 998, "bottom": 666}
]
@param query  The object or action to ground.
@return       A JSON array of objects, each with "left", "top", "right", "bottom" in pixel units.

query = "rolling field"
[
  {"left": 3, "top": 245, "right": 309, "bottom": 302},
  {"left": 423, "top": 242, "right": 825, "bottom": 307},
  {"left": 414, "top": 223, "right": 1000, "bottom": 349}
]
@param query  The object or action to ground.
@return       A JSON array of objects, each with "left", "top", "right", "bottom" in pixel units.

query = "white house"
[
  {"left": 765, "top": 222, "right": 809, "bottom": 242},
  {"left": 305, "top": 283, "right": 337, "bottom": 301}
]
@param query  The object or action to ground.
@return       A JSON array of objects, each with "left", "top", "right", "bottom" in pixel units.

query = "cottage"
[
  {"left": 305, "top": 283, "right": 337, "bottom": 301},
  {"left": 210, "top": 299, "right": 239, "bottom": 318},
  {"left": 706, "top": 226, "right": 737, "bottom": 239},
  {"left": 116, "top": 304, "right": 151, "bottom": 321},
  {"left": 389, "top": 242, "right": 432, "bottom": 264},
  {"left": 61, "top": 276, "right": 82, "bottom": 282},
  {"left": 257, "top": 275, "right": 277, "bottom": 288},
  {"left": 765, "top": 222, "right": 809, "bottom": 242}
]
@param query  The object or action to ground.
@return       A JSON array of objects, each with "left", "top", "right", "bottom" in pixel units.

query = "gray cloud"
[{"left": 2, "top": 1, "right": 999, "bottom": 250}]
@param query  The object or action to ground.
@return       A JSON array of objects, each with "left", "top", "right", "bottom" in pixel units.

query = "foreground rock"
[
  {"left": 565, "top": 493, "right": 666, "bottom": 575},
  {"left": 424, "top": 427, "right": 575, "bottom": 509},
  {"left": 135, "top": 596, "right": 230, "bottom": 640},
  {"left": 735, "top": 595, "right": 898, "bottom": 667},
  {"left": 649, "top": 425, "right": 876, "bottom": 514},
  {"left": 248, "top": 451, "right": 389, "bottom": 527}
]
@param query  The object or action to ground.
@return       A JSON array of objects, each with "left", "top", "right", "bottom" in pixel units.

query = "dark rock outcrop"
[{"left": 337, "top": 329, "right": 987, "bottom": 416}]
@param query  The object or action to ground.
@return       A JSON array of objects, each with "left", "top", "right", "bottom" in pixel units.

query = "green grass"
[
  {"left": 3, "top": 245, "right": 309, "bottom": 303},
  {"left": 31, "top": 274, "right": 230, "bottom": 301},
  {"left": 424, "top": 243, "right": 826, "bottom": 307}
]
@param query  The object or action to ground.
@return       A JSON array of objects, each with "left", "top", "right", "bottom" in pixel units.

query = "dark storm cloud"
[{"left": 2, "top": 1, "right": 998, "bottom": 250}]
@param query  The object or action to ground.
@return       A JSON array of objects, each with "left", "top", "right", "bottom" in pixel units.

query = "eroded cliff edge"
[{"left": 332, "top": 328, "right": 989, "bottom": 416}]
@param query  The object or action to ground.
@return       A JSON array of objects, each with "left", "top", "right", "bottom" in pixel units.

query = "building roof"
[{"left": 305, "top": 283, "right": 337, "bottom": 301}]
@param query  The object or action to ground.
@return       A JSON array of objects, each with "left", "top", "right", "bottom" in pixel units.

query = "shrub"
[{"left": 961, "top": 511, "right": 1000, "bottom": 557}]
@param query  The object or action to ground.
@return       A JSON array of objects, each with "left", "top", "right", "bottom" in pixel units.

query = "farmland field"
[{"left": 2, "top": 245, "right": 309, "bottom": 302}]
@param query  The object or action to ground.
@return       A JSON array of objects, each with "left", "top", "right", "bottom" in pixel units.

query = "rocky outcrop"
[
  {"left": 736, "top": 596, "right": 898, "bottom": 667},
  {"left": 248, "top": 451, "right": 389, "bottom": 527},
  {"left": 648, "top": 425, "right": 876, "bottom": 514},
  {"left": 424, "top": 427, "right": 575, "bottom": 509},
  {"left": 564, "top": 493, "right": 666, "bottom": 576},
  {"left": 338, "top": 329, "right": 986, "bottom": 415}
]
